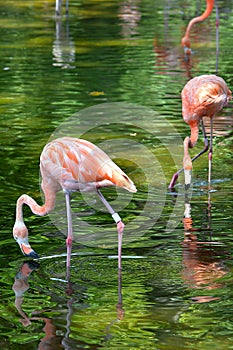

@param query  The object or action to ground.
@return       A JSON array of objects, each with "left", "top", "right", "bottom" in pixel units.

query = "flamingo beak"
[{"left": 15, "top": 237, "right": 39, "bottom": 259}]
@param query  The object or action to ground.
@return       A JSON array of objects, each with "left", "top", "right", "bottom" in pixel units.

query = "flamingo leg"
[
  {"left": 96, "top": 189, "right": 124, "bottom": 270},
  {"left": 208, "top": 118, "right": 213, "bottom": 186},
  {"left": 55, "top": 0, "right": 69, "bottom": 16},
  {"left": 191, "top": 120, "right": 209, "bottom": 162},
  {"left": 66, "top": 0, "right": 69, "bottom": 14},
  {"left": 215, "top": 1, "right": 219, "bottom": 74},
  {"left": 64, "top": 191, "right": 73, "bottom": 280},
  {"left": 169, "top": 120, "right": 209, "bottom": 189},
  {"left": 55, "top": 0, "right": 62, "bottom": 16}
]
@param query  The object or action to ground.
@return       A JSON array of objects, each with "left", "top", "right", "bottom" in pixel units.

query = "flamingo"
[
  {"left": 169, "top": 74, "right": 231, "bottom": 189},
  {"left": 13, "top": 137, "right": 137, "bottom": 272},
  {"left": 181, "top": 0, "right": 215, "bottom": 55}
]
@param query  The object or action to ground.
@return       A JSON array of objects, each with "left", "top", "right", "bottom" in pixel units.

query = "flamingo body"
[
  {"left": 182, "top": 74, "right": 231, "bottom": 142},
  {"left": 13, "top": 137, "right": 137, "bottom": 271},
  {"left": 40, "top": 137, "right": 136, "bottom": 193}
]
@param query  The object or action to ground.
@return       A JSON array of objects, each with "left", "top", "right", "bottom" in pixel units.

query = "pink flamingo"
[
  {"left": 169, "top": 74, "right": 231, "bottom": 189},
  {"left": 13, "top": 137, "right": 137, "bottom": 272}
]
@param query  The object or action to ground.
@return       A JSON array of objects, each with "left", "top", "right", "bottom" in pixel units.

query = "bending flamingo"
[
  {"left": 13, "top": 137, "right": 137, "bottom": 271},
  {"left": 182, "top": 0, "right": 215, "bottom": 55},
  {"left": 169, "top": 74, "right": 231, "bottom": 189}
]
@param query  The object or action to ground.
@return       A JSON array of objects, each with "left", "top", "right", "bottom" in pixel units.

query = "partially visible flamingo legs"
[{"left": 169, "top": 74, "right": 231, "bottom": 189}]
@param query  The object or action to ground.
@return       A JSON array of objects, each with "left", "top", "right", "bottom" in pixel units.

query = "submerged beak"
[{"left": 16, "top": 237, "right": 39, "bottom": 259}]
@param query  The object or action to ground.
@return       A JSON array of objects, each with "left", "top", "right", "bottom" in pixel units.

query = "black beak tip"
[{"left": 27, "top": 250, "right": 40, "bottom": 259}]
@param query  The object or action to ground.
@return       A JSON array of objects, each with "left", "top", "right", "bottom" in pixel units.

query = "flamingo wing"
[{"left": 40, "top": 137, "right": 136, "bottom": 193}]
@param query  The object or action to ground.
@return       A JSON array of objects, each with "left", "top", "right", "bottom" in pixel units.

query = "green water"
[{"left": 0, "top": 0, "right": 233, "bottom": 349}]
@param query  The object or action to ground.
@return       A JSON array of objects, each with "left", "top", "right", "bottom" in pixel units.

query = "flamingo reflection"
[
  {"left": 13, "top": 261, "right": 40, "bottom": 327},
  {"left": 55, "top": 0, "right": 69, "bottom": 16},
  {"left": 13, "top": 261, "right": 124, "bottom": 347},
  {"left": 12, "top": 261, "right": 74, "bottom": 349},
  {"left": 53, "top": 17, "right": 75, "bottom": 69},
  {"left": 181, "top": 193, "right": 228, "bottom": 302},
  {"left": 118, "top": 0, "right": 141, "bottom": 38},
  {"left": 181, "top": 0, "right": 215, "bottom": 56}
]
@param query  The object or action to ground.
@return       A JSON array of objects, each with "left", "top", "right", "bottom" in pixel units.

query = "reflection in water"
[
  {"left": 52, "top": 17, "right": 75, "bottom": 69},
  {"left": 180, "top": 0, "right": 219, "bottom": 74},
  {"left": 203, "top": 114, "right": 233, "bottom": 138},
  {"left": 181, "top": 0, "right": 214, "bottom": 57},
  {"left": 116, "top": 269, "right": 124, "bottom": 321},
  {"left": 153, "top": 2, "right": 194, "bottom": 79},
  {"left": 12, "top": 261, "right": 124, "bottom": 348},
  {"left": 103, "top": 269, "right": 124, "bottom": 343},
  {"left": 12, "top": 261, "right": 70, "bottom": 349},
  {"left": 181, "top": 192, "right": 228, "bottom": 302},
  {"left": 61, "top": 298, "right": 75, "bottom": 350},
  {"left": 55, "top": 0, "right": 69, "bottom": 16},
  {"left": 118, "top": 0, "right": 141, "bottom": 38},
  {"left": 13, "top": 261, "right": 40, "bottom": 327}
]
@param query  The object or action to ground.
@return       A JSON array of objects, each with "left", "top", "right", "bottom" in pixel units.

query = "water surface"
[{"left": 0, "top": 1, "right": 233, "bottom": 349}]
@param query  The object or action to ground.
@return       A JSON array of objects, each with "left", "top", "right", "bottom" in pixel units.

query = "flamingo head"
[
  {"left": 13, "top": 221, "right": 39, "bottom": 258},
  {"left": 181, "top": 36, "right": 192, "bottom": 56}
]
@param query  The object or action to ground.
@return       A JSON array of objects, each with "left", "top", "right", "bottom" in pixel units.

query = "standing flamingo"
[
  {"left": 169, "top": 74, "right": 231, "bottom": 189},
  {"left": 181, "top": 0, "right": 215, "bottom": 55},
  {"left": 13, "top": 137, "right": 137, "bottom": 273}
]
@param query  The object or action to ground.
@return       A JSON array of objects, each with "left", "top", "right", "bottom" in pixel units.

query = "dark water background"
[{"left": 0, "top": 1, "right": 233, "bottom": 349}]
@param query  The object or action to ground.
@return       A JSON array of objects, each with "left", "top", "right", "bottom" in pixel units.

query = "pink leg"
[
  {"left": 116, "top": 268, "right": 124, "bottom": 320},
  {"left": 208, "top": 118, "right": 213, "bottom": 187},
  {"left": 117, "top": 221, "right": 124, "bottom": 270},
  {"left": 97, "top": 189, "right": 124, "bottom": 270},
  {"left": 65, "top": 191, "right": 73, "bottom": 280},
  {"left": 66, "top": 0, "right": 69, "bottom": 14}
]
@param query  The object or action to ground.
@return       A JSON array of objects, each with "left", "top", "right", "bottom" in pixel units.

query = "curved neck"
[
  {"left": 185, "top": 0, "right": 214, "bottom": 38},
  {"left": 189, "top": 122, "right": 199, "bottom": 148},
  {"left": 15, "top": 190, "right": 56, "bottom": 223}
]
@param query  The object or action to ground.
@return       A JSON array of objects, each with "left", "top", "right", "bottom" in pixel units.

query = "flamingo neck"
[
  {"left": 189, "top": 122, "right": 199, "bottom": 148},
  {"left": 182, "top": 0, "right": 214, "bottom": 47},
  {"left": 183, "top": 137, "right": 192, "bottom": 167},
  {"left": 15, "top": 191, "right": 56, "bottom": 223}
]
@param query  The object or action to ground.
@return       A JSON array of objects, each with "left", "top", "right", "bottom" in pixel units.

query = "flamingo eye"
[{"left": 123, "top": 174, "right": 129, "bottom": 182}]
